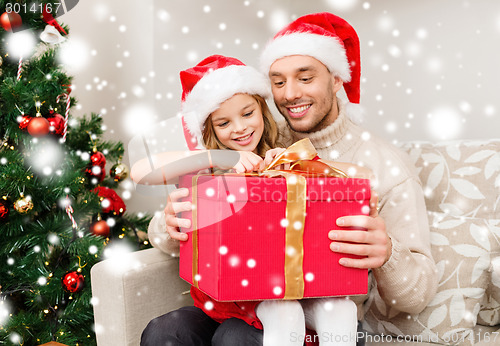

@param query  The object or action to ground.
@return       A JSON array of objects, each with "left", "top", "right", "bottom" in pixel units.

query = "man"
[{"left": 142, "top": 12, "right": 438, "bottom": 346}]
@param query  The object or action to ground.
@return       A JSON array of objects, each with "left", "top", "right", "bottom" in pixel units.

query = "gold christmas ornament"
[
  {"left": 109, "top": 162, "right": 129, "bottom": 182},
  {"left": 14, "top": 194, "right": 34, "bottom": 213}
]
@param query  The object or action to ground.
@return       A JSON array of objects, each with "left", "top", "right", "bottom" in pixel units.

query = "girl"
[{"left": 133, "top": 55, "right": 361, "bottom": 346}]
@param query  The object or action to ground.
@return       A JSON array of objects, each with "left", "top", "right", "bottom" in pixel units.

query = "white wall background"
[{"left": 61, "top": 0, "right": 500, "bottom": 215}]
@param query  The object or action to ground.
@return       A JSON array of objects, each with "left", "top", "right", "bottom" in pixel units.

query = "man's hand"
[
  {"left": 328, "top": 192, "right": 392, "bottom": 269},
  {"left": 233, "top": 151, "right": 263, "bottom": 173},
  {"left": 164, "top": 188, "right": 192, "bottom": 241}
]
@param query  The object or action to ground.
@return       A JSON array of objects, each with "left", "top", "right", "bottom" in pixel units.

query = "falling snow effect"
[
  {"left": 54, "top": 0, "right": 497, "bottom": 189},
  {"left": 5, "top": 0, "right": 495, "bottom": 342}
]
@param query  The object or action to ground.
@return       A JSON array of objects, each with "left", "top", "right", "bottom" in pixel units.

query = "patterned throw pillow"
[
  {"left": 363, "top": 213, "right": 497, "bottom": 345},
  {"left": 399, "top": 140, "right": 500, "bottom": 219},
  {"left": 399, "top": 140, "right": 500, "bottom": 328},
  {"left": 477, "top": 224, "right": 500, "bottom": 326}
]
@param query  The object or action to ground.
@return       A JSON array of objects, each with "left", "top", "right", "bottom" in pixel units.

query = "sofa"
[{"left": 91, "top": 139, "right": 500, "bottom": 346}]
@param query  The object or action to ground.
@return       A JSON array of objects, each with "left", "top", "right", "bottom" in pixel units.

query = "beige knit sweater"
[{"left": 277, "top": 98, "right": 438, "bottom": 318}]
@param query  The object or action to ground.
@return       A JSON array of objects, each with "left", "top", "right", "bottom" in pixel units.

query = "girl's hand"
[
  {"left": 233, "top": 151, "right": 263, "bottom": 173},
  {"left": 260, "top": 148, "right": 287, "bottom": 170},
  {"left": 164, "top": 188, "right": 191, "bottom": 241}
]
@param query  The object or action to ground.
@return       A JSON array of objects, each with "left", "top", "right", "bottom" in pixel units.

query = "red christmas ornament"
[
  {"left": 93, "top": 186, "right": 126, "bottom": 216},
  {"left": 47, "top": 112, "right": 65, "bottom": 136},
  {"left": 0, "top": 199, "right": 9, "bottom": 220},
  {"left": 90, "top": 219, "right": 110, "bottom": 237},
  {"left": 27, "top": 117, "right": 50, "bottom": 137},
  {"left": 62, "top": 271, "right": 85, "bottom": 293},
  {"left": 90, "top": 150, "right": 106, "bottom": 168},
  {"left": 0, "top": 12, "right": 22, "bottom": 31},
  {"left": 85, "top": 149, "right": 106, "bottom": 182},
  {"left": 63, "top": 84, "right": 72, "bottom": 94},
  {"left": 86, "top": 166, "right": 106, "bottom": 182},
  {"left": 18, "top": 116, "right": 31, "bottom": 131}
]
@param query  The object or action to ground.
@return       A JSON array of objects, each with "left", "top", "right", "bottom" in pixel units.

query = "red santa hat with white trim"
[
  {"left": 180, "top": 55, "right": 271, "bottom": 150},
  {"left": 260, "top": 12, "right": 362, "bottom": 120}
]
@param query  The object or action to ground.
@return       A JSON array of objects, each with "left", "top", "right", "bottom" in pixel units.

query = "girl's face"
[{"left": 210, "top": 94, "right": 265, "bottom": 153}]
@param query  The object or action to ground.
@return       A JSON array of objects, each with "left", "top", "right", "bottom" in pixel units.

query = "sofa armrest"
[{"left": 91, "top": 247, "right": 193, "bottom": 346}]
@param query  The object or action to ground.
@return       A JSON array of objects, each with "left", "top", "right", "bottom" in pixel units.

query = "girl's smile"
[
  {"left": 211, "top": 94, "right": 265, "bottom": 153},
  {"left": 232, "top": 131, "right": 255, "bottom": 146}
]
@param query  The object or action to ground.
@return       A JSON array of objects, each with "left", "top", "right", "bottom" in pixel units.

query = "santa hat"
[
  {"left": 180, "top": 55, "right": 271, "bottom": 149},
  {"left": 260, "top": 12, "right": 361, "bottom": 107}
]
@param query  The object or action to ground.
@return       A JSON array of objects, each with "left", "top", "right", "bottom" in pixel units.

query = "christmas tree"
[{"left": 0, "top": 1, "right": 151, "bottom": 344}]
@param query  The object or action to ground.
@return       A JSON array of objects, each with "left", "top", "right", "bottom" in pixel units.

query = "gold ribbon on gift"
[
  {"left": 191, "top": 180, "right": 200, "bottom": 288},
  {"left": 282, "top": 172, "right": 307, "bottom": 299},
  {"left": 190, "top": 138, "right": 346, "bottom": 298},
  {"left": 263, "top": 139, "right": 348, "bottom": 299}
]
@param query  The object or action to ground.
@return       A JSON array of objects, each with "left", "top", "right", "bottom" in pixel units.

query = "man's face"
[{"left": 269, "top": 55, "right": 343, "bottom": 133}]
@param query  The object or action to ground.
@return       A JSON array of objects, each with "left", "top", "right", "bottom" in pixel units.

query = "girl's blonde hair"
[{"left": 202, "top": 95, "right": 281, "bottom": 157}]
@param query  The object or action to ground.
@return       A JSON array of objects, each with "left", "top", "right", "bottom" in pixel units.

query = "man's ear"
[{"left": 332, "top": 75, "right": 343, "bottom": 93}]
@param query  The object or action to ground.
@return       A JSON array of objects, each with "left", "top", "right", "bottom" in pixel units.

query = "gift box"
[{"left": 179, "top": 172, "right": 371, "bottom": 302}]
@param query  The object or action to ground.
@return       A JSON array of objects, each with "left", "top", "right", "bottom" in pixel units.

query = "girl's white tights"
[
  {"left": 301, "top": 297, "right": 357, "bottom": 346},
  {"left": 256, "top": 300, "right": 305, "bottom": 346},
  {"left": 256, "top": 297, "right": 357, "bottom": 346}
]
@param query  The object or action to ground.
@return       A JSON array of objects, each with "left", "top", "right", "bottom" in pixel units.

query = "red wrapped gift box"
[{"left": 179, "top": 173, "right": 370, "bottom": 302}]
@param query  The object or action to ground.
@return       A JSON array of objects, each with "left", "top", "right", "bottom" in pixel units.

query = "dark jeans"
[{"left": 140, "top": 306, "right": 365, "bottom": 346}]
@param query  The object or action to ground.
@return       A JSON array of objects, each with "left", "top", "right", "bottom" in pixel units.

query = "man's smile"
[{"left": 287, "top": 104, "right": 312, "bottom": 118}]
